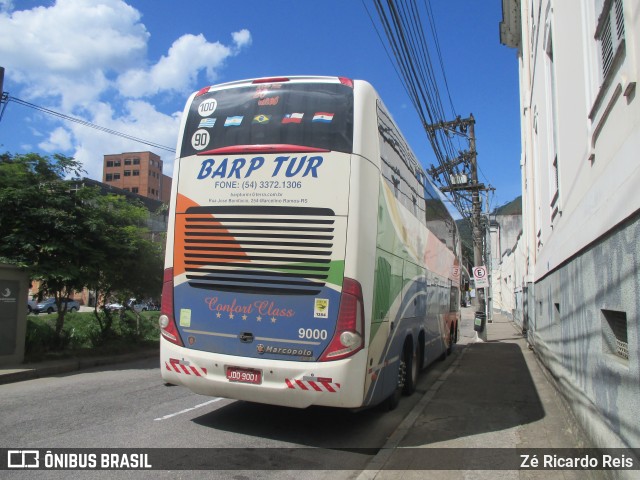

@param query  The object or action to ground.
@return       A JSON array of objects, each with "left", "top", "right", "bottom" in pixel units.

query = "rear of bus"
[{"left": 160, "top": 76, "right": 369, "bottom": 408}]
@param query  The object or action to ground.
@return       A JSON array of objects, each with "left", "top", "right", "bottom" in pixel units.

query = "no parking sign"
[{"left": 472, "top": 266, "right": 489, "bottom": 288}]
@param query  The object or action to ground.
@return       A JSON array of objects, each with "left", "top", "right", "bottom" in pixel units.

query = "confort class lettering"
[
  {"left": 205, "top": 297, "right": 295, "bottom": 318},
  {"left": 197, "top": 155, "right": 323, "bottom": 179}
]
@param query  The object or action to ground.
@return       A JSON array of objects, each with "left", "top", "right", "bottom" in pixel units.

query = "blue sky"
[{"left": 0, "top": 0, "right": 521, "bottom": 210}]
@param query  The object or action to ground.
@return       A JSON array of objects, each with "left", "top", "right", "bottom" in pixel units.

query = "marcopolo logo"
[{"left": 256, "top": 344, "right": 312, "bottom": 357}]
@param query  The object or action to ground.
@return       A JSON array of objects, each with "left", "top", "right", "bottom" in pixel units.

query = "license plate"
[{"left": 226, "top": 366, "right": 262, "bottom": 385}]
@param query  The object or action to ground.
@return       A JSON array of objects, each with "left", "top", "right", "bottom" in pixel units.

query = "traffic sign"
[{"left": 472, "top": 266, "right": 489, "bottom": 288}]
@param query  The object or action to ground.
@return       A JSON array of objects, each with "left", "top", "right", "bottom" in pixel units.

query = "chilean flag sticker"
[
  {"left": 312, "top": 112, "right": 334, "bottom": 123},
  {"left": 282, "top": 113, "right": 304, "bottom": 124}
]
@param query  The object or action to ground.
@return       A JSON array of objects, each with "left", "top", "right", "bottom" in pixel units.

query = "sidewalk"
[
  {"left": 360, "top": 308, "right": 602, "bottom": 480},
  {"left": 0, "top": 348, "right": 158, "bottom": 385},
  {"left": 0, "top": 309, "right": 611, "bottom": 477}
]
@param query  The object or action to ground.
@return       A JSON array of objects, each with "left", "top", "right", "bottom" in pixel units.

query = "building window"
[
  {"left": 133, "top": 158, "right": 140, "bottom": 165},
  {"left": 132, "top": 187, "right": 139, "bottom": 194},
  {"left": 124, "top": 170, "right": 131, "bottom": 177},
  {"left": 106, "top": 160, "right": 114, "bottom": 168},
  {"left": 114, "top": 160, "right": 121, "bottom": 167},
  {"left": 113, "top": 173, "right": 120, "bottom": 180},
  {"left": 105, "top": 174, "right": 113, "bottom": 181},
  {"left": 133, "top": 170, "right": 139, "bottom": 176},
  {"left": 596, "top": 0, "right": 625, "bottom": 81},
  {"left": 602, "top": 309, "right": 628, "bottom": 363},
  {"left": 124, "top": 159, "right": 132, "bottom": 165},
  {"left": 544, "top": 10, "right": 561, "bottom": 222}
]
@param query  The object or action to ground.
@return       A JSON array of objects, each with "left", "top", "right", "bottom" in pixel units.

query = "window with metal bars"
[{"left": 602, "top": 309, "right": 629, "bottom": 363}]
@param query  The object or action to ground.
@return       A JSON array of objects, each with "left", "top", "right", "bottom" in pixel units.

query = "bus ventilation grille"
[{"left": 182, "top": 206, "right": 336, "bottom": 295}]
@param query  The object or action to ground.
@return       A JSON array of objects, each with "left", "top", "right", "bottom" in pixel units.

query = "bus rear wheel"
[
  {"left": 402, "top": 340, "right": 418, "bottom": 395},
  {"left": 447, "top": 325, "right": 454, "bottom": 355},
  {"left": 386, "top": 340, "right": 417, "bottom": 410}
]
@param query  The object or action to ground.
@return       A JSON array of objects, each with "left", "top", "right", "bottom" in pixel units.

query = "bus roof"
[{"left": 195, "top": 76, "right": 354, "bottom": 96}]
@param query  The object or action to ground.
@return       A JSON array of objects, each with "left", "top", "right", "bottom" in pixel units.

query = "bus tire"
[
  {"left": 447, "top": 325, "right": 454, "bottom": 356},
  {"left": 386, "top": 386, "right": 402, "bottom": 411},
  {"left": 385, "top": 342, "right": 411, "bottom": 410},
  {"left": 402, "top": 340, "right": 418, "bottom": 396}
]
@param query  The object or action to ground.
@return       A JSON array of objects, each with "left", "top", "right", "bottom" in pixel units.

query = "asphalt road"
[{"left": 0, "top": 334, "right": 465, "bottom": 479}]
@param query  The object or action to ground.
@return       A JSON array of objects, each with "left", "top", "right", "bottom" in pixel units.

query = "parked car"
[
  {"left": 104, "top": 302, "right": 124, "bottom": 312},
  {"left": 27, "top": 299, "right": 37, "bottom": 313},
  {"left": 127, "top": 299, "right": 149, "bottom": 312},
  {"left": 32, "top": 298, "right": 80, "bottom": 314}
]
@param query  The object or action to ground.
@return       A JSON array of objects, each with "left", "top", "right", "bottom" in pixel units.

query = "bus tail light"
[
  {"left": 339, "top": 77, "right": 354, "bottom": 88},
  {"left": 319, "top": 278, "right": 364, "bottom": 361},
  {"left": 252, "top": 77, "right": 290, "bottom": 84},
  {"left": 195, "top": 86, "right": 211, "bottom": 97},
  {"left": 159, "top": 267, "right": 183, "bottom": 346}
]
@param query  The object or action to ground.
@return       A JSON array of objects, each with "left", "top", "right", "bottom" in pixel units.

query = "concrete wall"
[
  {"left": 530, "top": 211, "right": 639, "bottom": 450},
  {"left": 500, "top": 0, "right": 640, "bottom": 457},
  {"left": 490, "top": 214, "right": 522, "bottom": 261},
  {"left": 491, "top": 228, "right": 526, "bottom": 323},
  {"left": 0, "top": 264, "right": 29, "bottom": 366}
]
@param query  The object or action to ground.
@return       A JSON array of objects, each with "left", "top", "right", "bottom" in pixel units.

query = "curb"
[
  {"left": 356, "top": 344, "right": 469, "bottom": 479},
  {"left": 0, "top": 349, "right": 159, "bottom": 386}
]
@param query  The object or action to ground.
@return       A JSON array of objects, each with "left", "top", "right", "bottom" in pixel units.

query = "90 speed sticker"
[{"left": 191, "top": 129, "right": 210, "bottom": 150}]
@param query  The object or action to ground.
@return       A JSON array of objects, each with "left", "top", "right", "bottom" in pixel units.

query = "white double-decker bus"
[{"left": 160, "top": 76, "right": 461, "bottom": 409}]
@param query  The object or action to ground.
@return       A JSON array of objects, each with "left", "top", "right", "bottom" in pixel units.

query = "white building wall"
[
  {"left": 522, "top": 0, "right": 640, "bottom": 277},
  {"left": 501, "top": 0, "right": 640, "bottom": 461}
]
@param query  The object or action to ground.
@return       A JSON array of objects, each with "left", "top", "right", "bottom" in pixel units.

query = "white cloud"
[
  {"left": 232, "top": 29, "right": 252, "bottom": 48},
  {"left": 37, "top": 99, "right": 183, "bottom": 180},
  {"left": 0, "top": 0, "right": 13, "bottom": 13},
  {"left": 0, "top": 0, "right": 251, "bottom": 182},
  {"left": 0, "top": 0, "right": 148, "bottom": 107},
  {"left": 39, "top": 126, "right": 73, "bottom": 152},
  {"left": 0, "top": 0, "right": 252, "bottom": 179},
  {"left": 117, "top": 30, "right": 253, "bottom": 98}
]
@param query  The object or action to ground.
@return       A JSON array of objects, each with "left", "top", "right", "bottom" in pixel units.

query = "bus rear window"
[{"left": 180, "top": 82, "right": 354, "bottom": 157}]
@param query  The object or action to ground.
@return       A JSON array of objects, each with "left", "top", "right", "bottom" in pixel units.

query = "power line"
[
  {"left": 368, "top": 0, "right": 468, "bottom": 213},
  {"left": 4, "top": 95, "right": 176, "bottom": 153},
  {"left": 365, "top": 0, "right": 496, "bottom": 224}
]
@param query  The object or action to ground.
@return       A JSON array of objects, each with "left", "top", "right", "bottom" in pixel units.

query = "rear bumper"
[{"left": 160, "top": 337, "right": 367, "bottom": 409}]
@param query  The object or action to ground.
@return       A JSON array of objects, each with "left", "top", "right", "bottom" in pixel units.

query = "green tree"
[
  {"left": 84, "top": 193, "right": 163, "bottom": 340},
  {"left": 0, "top": 153, "right": 88, "bottom": 344},
  {"left": 0, "top": 152, "right": 163, "bottom": 346}
]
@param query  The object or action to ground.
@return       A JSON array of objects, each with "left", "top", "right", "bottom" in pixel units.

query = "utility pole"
[
  {"left": 426, "top": 113, "right": 492, "bottom": 341},
  {"left": 467, "top": 115, "right": 488, "bottom": 341},
  {"left": 0, "top": 66, "right": 8, "bottom": 122}
]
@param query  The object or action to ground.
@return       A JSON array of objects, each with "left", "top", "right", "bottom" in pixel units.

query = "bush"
[
  {"left": 24, "top": 311, "right": 159, "bottom": 361},
  {"left": 25, "top": 318, "right": 57, "bottom": 356}
]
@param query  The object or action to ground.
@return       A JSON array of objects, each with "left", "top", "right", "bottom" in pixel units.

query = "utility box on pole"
[{"left": 0, "top": 264, "right": 29, "bottom": 366}]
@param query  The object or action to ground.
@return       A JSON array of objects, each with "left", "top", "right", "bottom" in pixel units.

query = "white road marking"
[{"left": 154, "top": 398, "right": 224, "bottom": 421}]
